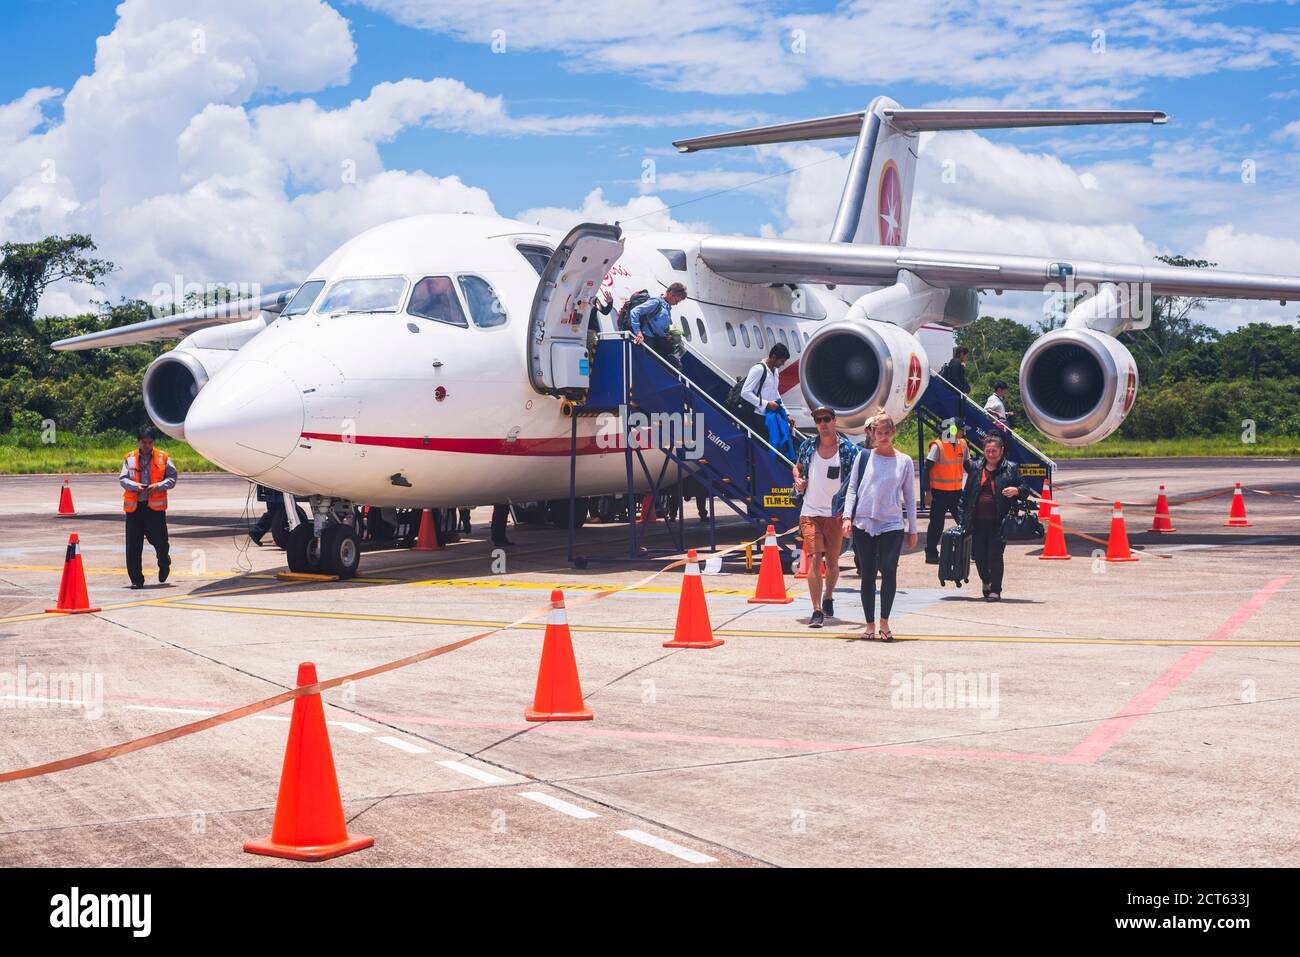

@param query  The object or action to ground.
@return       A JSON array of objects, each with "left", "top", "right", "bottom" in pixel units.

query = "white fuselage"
[{"left": 179, "top": 213, "right": 950, "bottom": 507}]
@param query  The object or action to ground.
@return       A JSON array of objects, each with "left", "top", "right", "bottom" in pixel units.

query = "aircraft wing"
[
  {"left": 696, "top": 236, "right": 1300, "bottom": 303},
  {"left": 51, "top": 288, "right": 295, "bottom": 352}
]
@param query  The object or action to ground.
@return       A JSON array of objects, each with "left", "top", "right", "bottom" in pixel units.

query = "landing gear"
[
  {"left": 270, "top": 505, "right": 308, "bottom": 550},
  {"left": 285, "top": 497, "right": 361, "bottom": 579}
]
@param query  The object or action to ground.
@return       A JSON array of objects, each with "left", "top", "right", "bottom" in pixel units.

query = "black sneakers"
[
  {"left": 810, "top": 609, "right": 825, "bottom": 628},
  {"left": 158, "top": 560, "right": 170, "bottom": 584},
  {"left": 822, "top": 598, "right": 835, "bottom": 620}
]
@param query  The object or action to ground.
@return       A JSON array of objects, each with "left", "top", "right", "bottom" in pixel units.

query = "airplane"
[{"left": 54, "top": 96, "right": 1300, "bottom": 579}]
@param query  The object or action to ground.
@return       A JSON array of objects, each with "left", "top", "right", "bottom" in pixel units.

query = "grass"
[
  {"left": 2, "top": 426, "right": 1296, "bottom": 475},
  {"left": 0, "top": 430, "right": 217, "bottom": 475}
]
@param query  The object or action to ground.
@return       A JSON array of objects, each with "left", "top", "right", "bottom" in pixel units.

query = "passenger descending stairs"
[{"left": 578, "top": 334, "right": 803, "bottom": 538}]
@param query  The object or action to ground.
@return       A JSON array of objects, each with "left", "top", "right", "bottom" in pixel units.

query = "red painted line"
[{"left": 1067, "top": 575, "right": 1292, "bottom": 764}]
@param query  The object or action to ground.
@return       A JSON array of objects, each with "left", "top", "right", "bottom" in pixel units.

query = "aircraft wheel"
[
  {"left": 547, "top": 498, "right": 587, "bottom": 529},
  {"left": 270, "top": 506, "right": 308, "bottom": 550},
  {"left": 285, "top": 523, "right": 314, "bottom": 573},
  {"left": 321, "top": 525, "right": 360, "bottom": 579}
]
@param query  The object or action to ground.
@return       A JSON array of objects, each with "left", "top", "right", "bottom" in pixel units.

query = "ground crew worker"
[
  {"left": 119, "top": 426, "right": 177, "bottom": 589},
  {"left": 923, "top": 420, "right": 967, "bottom": 564},
  {"left": 631, "top": 282, "right": 687, "bottom": 368}
]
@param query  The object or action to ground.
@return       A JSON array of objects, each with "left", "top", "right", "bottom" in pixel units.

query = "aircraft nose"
[{"left": 184, "top": 361, "right": 304, "bottom": 477}]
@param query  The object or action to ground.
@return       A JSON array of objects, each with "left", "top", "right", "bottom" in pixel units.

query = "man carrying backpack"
[
  {"left": 738, "top": 343, "right": 790, "bottom": 438},
  {"left": 630, "top": 282, "right": 687, "bottom": 369}
]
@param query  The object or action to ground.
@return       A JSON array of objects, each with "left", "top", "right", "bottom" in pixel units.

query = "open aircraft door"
[{"left": 527, "top": 222, "right": 624, "bottom": 398}]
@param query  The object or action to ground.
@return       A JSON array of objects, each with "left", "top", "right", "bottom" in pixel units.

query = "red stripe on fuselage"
[
  {"left": 778, "top": 363, "right": 801, "bottom": 394},
  {"left": 300, "top": 432, "right": 612, "bottom": 456}
]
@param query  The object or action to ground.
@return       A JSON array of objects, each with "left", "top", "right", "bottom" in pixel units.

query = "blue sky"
[{"left": 1, "top": 0, "right": 1298, "bottom": 328}]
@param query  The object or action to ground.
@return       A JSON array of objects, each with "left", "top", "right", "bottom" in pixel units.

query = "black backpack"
[
  {"left": 726, "top": 363, "right": 767, "bottom": 421},
  {"left": 617, "top": 290, "right": 653, "bottom": 331}
]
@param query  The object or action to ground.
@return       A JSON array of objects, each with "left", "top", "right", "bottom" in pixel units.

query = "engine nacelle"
[
  {"left": 799, "top": 319, "right": 930, "bottom": 431},
  {"left": 1019, "top": 327, "right": 1138, "bottom": 446},
  {"left": 142, "top": 347, "right": 234, "bottom": 441}
]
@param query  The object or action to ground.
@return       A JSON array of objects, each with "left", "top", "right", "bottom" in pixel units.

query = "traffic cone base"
[
  {"left": 664, "top": 550, "right": 724, "bottom": 649},
  {"left": 749, "top": 525, "right": 793, "bottom": 604},
  {"left": 412, "top": 508, "right": 440, "bottom": 550},
  {"left": 46, "top": 533, "right": 100, "bottom": 613},
  {"left": 244, "top": 663, "right": 373, "bottom": 861},
  {"left": 526, "top": 591, "right": 594, "bottom": 721}
]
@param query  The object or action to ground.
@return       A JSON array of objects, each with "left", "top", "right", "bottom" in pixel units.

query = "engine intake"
[
  {"left": 1019, "top": 328, "right": 1138, "bottom": 446},
  {"left": 142, "top": 351, "right": 210, "bottom": 440},
  {"left": 800, "top": 319, "right": 928, "bottom": 431}
]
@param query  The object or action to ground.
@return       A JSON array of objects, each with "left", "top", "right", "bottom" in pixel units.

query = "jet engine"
[
  {"left": 1019, "top": 327, "right": 1138, "bottom": 446},
  {"left": 142, "top": 348, "right": 230, "bottom": 441},
  {"left": 799, "top": 319, "right": 930, "bottom": 431}
]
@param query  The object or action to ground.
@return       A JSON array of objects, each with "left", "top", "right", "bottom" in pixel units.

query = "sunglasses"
[{"left": 814, "top": 415, "right": 833, "bottom": 424}]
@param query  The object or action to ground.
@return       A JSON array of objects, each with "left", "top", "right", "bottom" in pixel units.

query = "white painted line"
[
  {"left": 127, "top": 704, "right": 213, "bottom": 715},
  {"left": 330, "top": 721, "right": 374, "bottom": 734},
  {"left": 518, "top": 791, "right": 600, "bottom": 819},
  {"left": 252, "top": 714, "right": 291, "bottom": 723},
  {"left": 1, "top": 694, "right": 94, "bottom": 708},
  {"left": 616, "top": 829, "right": 717, "bottom": 864},
  {"left": 437, "top": 760, "right": 510, "bottom": 784},
  {"left": 376, "top": 735, "right": 431, "bottom": 754}
]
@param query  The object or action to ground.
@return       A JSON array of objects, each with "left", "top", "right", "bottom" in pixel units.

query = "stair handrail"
[{"left": 929, "top": 371, "right": 1057, "bottom": 473}]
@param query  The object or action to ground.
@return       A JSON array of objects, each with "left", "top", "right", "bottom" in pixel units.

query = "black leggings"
[
  {"left": 852, "top": 527, "right": 904, "bottom": 622},
  {"left": 971, "top": 519, "right": 1005, "bottom": 593}
]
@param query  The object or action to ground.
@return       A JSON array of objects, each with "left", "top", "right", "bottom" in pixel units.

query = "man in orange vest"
[
  {"left": 119, "top": 426, "right": 178, "bottom": 589},
  {"left": 922, "top": 420, "right": 967, "bottom": 564}
]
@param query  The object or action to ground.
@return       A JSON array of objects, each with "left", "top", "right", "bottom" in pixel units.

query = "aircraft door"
[{"left": 526, "top": 223, "right": 624, "bottom": 397}]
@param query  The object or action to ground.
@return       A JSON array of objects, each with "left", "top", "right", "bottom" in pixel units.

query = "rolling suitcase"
[{"left": 939, "top": 524, "right": 972, "bottom": 587}]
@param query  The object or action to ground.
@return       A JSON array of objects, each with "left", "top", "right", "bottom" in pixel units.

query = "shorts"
[{"left": 799, "top": 514, "right": 844, "bottom": 557}]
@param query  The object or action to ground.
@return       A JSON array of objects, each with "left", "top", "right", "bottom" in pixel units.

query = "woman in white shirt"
[{"left": 841, "top": 412, "right": 918, "bottom": 641}]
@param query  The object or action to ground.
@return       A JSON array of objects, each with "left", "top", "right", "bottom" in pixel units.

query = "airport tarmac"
[{"left": 0, "top": 458, "right": 1297, "bottom": 868}]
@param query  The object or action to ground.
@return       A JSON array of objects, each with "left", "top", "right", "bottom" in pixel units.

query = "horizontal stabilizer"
[{"left": 673, "top": 108, "right": 1166, "bottom": 152}]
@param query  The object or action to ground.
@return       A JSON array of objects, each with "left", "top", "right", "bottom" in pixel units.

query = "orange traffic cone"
[
  {"left": 1038, "top": 480, "right": 1054, "bottom": 522},
  {"left": 1224, "top": 483, "right": 1250, "bottom": 527},
  {"left": 412, "top": 508, "right": 440, "bottom": 550},
  {"left": 1149, "top": 485, "right": 1176, "bottom": 532},
  {"left": 664, "top": 550, "right": 723, "bottom": 649},
  {"left": 46, "top": 533, "right": 101, "bottom": 614},
  {"left": 244, "top": 662, "right": 374, "bottom": 861},
  {"left": 1104, "top": 502, "right": 1138, "bottom": 563},
  {"left": 56, "top": 480, "right": 75, "bottom": 516},
  {"left": 792, "top": 548, "right": 825, "bottom": 581},
  {"left": 1039, "top": 513, "right": 1071, "bottom": 560},
  {"left": 525, "top": 590, "right": 593, "bottom": 721},
  {"left": 748, "top": 525, "right": 793, "bottom": 604}
]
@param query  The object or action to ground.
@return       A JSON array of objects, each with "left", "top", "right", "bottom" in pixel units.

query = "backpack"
[
  {"left": 617, "top": 290, "right": 653, "bottom": 331},
  {"left": 726, "top": 363, "right": 767, "bottom": 421}
]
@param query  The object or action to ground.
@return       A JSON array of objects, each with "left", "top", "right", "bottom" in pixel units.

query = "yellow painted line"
[
  {"left": 0, "top": 564, "right": 224, "bottom": 579},
  {"left": 146, "top": 601, "right": 1300, "bottom": 647},
  {"left": 248, "top": 573, "right": 402, "bottom": 584},
  {"left": 412, "top": 577, "right": 755, "bottom": 597},
  {"left": 0, "top": 580, "right": 315, "bottom": 626}
]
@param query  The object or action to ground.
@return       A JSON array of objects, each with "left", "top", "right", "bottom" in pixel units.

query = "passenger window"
[
  {"left": 516, "top": 244, "right": 554, "bottom": 277},
  {"left": 458, "top": 275, "right": 507, "bottom": 328},
  {"left": 283, "top": 280, "right": 325, "bottom": 317},
  {"left": 680, "top": 316, "right": 692, "bottom": 340},
  {"left": 696, "top": 318, "right": 708, "bottom": 344},
  {"left": 751, "top": 324, "right": 761, "bottom": 348},
  {"left": 778, "top": 329, "right": 789, "bottom": 348},
  {"left": 408, "top": 276, "right": 468, "bottom": 327},
  {"left": 766, "top": 328, "right": 775, "bottom": 349},
  {"left": 740, "top": 324, "right": 751, "bottom": 348},
  {"left": 803, "top": 331, "right": 810, "bottom": 343},
  {"left": 725, "top": 322, "right": 736, "bottom": 347}
]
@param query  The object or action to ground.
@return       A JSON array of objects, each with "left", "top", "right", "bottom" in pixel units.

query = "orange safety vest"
[
  {"left": 123, "top": 448, "right": 170, "bottom": 512},
  {"left": 927, "top": 437, "right": 967, "bottom": 491}
]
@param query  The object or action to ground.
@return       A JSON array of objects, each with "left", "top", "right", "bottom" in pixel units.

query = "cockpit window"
[
  {"left": 516, "top": 244, "right": 554, "bottom": 277},
  {"left": 282, "top": 280, "right": 325, "bottom": 317},
  {"left": 408, "top": 276, "right": 468, "bottom": 327},
  {"left": 458, "top": 275, "right": 507, "bottom": 328},
  {"left": 317, "top": 277, "right": 407, "bottom": 315}
]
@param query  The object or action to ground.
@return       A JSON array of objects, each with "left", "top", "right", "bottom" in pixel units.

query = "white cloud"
[{"left": 517, "top": 187, "right": 712, "bottom": 234}]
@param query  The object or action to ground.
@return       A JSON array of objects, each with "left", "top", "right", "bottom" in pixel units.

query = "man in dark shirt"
[{"left": 938, "top": 346, "right": 970, "bottom": 395}]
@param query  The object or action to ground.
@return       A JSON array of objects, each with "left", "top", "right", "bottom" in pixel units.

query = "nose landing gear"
[{"left": 286, "top": 497, "right": 361, "bottom": 579}]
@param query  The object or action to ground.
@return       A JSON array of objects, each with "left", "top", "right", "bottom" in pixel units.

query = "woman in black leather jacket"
[{"left": 958, "top": 432, "right": 1030, "bottom": 601}]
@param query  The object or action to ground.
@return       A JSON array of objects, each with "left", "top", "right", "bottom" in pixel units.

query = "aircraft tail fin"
[{"left": 673, "top": 101, "right": 1167, "bottom": 248}]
